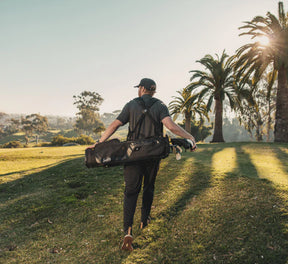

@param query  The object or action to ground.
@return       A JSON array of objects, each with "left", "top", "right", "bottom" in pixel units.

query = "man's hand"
[
  {"left": 86, "top": 140, "right": 99, "bottom": 150},
  {"left": 86, "top": 144, "right": 95, "bottom": 150},
  {"left": 186, "top": 139, "right": 197, "bottom": 152}
]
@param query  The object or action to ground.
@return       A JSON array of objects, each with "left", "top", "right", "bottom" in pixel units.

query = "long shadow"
[
  {"left": 234, "top": 144, "right": 259, "bottom": 179},
  {"left": 0, "top": 156, "right": 124, "bottom": 210},
  {"left": 127, "top": 144, "right": 219, "bottom": 256},
  {"left": 158, "top": 157, "right": 212, "bottom": 221},
  {"left": 3, "top": 143, "right": 287, "bottom": 263},
  {"left": 0, "top": 161, "right": 71, "bottom": 178},
  {"left": 152, "top": 144, "right": 224, "bottom": 221},
  {"left": 0, "top": 153, "right": 84, "bottom": 178},
  {"left": 275, "top": 145, "right": 288, "bottom": 175},
  {"left": 161, "top": 144, "right": 230, "bottom": 219},
  {"left": 0, "top": 156, "right": 126, "bottom": 262},
  {"left": 197, "top": 162, "right": 288, "bottom": 264},
  {"left": 128, "top": 143, "right": 288, "bottom": 264},
  {"left": 1, "top": 157, "right": 83, "bottom": 196}
]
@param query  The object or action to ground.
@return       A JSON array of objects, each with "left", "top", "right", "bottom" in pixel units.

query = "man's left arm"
[
  {"left": 99, "top": 119, "right": 123, "bottom": 142},
  {"left": 162, "top": 116, "right": 197, "bottom": 151},
  {"left": 87, "top": 119, "right": 123, "bottom": 149}
]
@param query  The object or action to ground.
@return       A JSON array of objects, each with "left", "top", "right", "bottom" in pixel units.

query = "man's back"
[{"left": 117, "top": 94, "right": 170, "bottom": 140}]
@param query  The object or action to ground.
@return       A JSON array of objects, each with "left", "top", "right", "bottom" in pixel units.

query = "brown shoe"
[
  {"left": 121, "top": 234, "right": 133, "bottom": 251},
  {"left": 121, "top": 227, "right": 133, "bottom": 251}
]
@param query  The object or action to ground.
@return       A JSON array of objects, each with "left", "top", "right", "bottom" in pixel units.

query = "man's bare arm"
[
  {"left": 162, "top": 116, "right": 196, "bottom": 148},
  {"left": 99, "top": 119, "right": 123, "bottom": 143},
  {"left": 87, "top": 119, "right": 123, "bottom": 148}
]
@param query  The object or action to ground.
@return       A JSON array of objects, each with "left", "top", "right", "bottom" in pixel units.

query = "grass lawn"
[{"left": 0, "top": 142, "right": 288, "bottom": 263}]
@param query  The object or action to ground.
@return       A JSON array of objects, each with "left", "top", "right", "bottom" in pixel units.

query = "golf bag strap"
[
  {"left": 127, "top": 97, "right": 161, "bottom": 139},
  {"left": 139, "top": 98, "right": 163, "bottom": 136}
]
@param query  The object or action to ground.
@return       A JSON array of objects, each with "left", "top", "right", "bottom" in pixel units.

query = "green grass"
[{"left": 0, "top": 143, "right": 288, "bottom": 263}]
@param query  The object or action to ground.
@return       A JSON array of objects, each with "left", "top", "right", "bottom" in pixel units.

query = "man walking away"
[{"left": 89, "top": 78, "right": 197, "bottom": 251}]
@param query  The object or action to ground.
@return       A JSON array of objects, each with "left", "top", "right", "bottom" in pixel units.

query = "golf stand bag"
[{"left": 85, "top": 98, "right": 170, "bottom": 168}]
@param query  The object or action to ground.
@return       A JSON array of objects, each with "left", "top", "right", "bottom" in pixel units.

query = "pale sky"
[{"left": 0, "top": 0, "right": 279, "bottom": 117}]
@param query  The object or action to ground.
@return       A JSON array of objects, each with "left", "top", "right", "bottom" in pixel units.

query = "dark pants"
[{"left": 123, "top": 159, "right": 160, "bottom": 234}]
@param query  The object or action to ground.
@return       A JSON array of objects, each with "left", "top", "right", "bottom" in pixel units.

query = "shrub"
[
  {"left": 1, "top": 141, "right": 23, "bottom": 148},
  {"left": 51, "top": 134, "right": 95, "bottom": 146},
  {"left": 34, "top": 142, "right": 52, "bottom": 147},
  {"left": 51, "top": 135, "right": 74, "bottom": 146},
  {"left": 75, "top": 134, "right": 94, "bottom": 145}
]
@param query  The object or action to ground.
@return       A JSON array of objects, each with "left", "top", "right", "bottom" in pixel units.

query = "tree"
[
  {"left": 0, "top": 113, "right": 8, "bottom": 136},
  {"left": 3, "top": 118, "right": 21, "bottom": 136},
  {"left": 74, "top": 109, "right": 104, "bottom": 136},
  {"left": 190, "top": 120, "right": 213, "bottom": 142},
  {"left": 93, "top": 124, "right": 105, "bottom": 136},
  {"left": 21, "top": 114, "right": 49, "bottom": 144},
  {"left": 73, "top": 91, "right": 105, "bottom": 136},
  {"left": 0, "top": 112, "right": 7, "bottom": 122},
  {"left": 237, "top": 90, "right": 265, "bottom": 142},
  {"left": 187, "top": 50, "right": 237, "bottom": 142},
  {"left": 168, "top": 88, "right": 209, "bottom": 134},
  {"left": 101, "top": 110, "right": 121, "bottom": 127},
  {"left": 235, "top": 1, "right": 288, "bottom": 142},
  {"left": 261, "top": 70, "right": 277, "bottom": 141},
  {"left": 0, "top": 127, "right": 5, "bottom": 139},
  {"left": 236, "top": 72, "right": 276, "bottom": 142},
  {"left": 73, "top": 91, "right": 104, "bottom": 112}
]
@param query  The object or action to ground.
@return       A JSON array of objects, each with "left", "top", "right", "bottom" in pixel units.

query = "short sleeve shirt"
[{"left": 117, "top": 94, "right": 170, "bottom": 140}]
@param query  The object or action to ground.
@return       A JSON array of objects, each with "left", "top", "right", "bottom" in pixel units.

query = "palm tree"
[
  {"left": 235, "top": 2, "right": 288, "bottom": 142},
  {"left": 186, "top": 50, "right": 237, "bottom": 142},
  {"left": 262, "top": 70, "right": 277, "bottom": 141},
  {"left": 168, "top": 88, "right": 209, "bottom": 134}
]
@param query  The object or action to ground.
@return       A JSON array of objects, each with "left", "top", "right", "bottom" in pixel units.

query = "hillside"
[{"left": 1, "top": 143, "right": 288, "bottom": 263}]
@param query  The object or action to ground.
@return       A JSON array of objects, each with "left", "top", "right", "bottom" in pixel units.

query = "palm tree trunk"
[
  {"left": 274, "top": 66, "right": 288, "bottom": 142},
  {"left": 255, "top": 125, "right": 263, "bottom": 142},
  {"left": 211, "top": 98, "right": 225, "bottom": 142},
  {"left": 184, "top": 112, "right": 192, "bottom": 134},
  {"left": 256, "top": 114, "right": 263, "bottom": 142},
  {"left": 266, "top": 101, "right": 272, "bottom": 142}
]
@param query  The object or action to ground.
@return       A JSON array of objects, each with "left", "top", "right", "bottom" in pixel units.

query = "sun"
[{"left": 257, "top": 35, "right": 270, "bottom": 46}]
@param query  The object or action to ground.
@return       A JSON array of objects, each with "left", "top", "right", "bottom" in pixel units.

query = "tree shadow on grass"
[
  {"left": 3, "top": 143, "right": 287, "bottom": 264},
  {"left": 195, "top": 177, "right": 288, "bottom": 264},
  {"left": 126, "top": 143, "right": 288, "bottom": 264},
  {"left": 275, "top": 145, "right": 288, "bottom": 175},
  {"left": 124, "top": 145, "right": 216, "bottom": 263},
  {"left": 234, "top": 144, "right": 259, "bottom": 179},
  {"left": 156, "top": 144, "right": 227, "bottom": 221},
  {"left": 0, "top": 161, "right": 71, "bottom": 178},
  {"left": 154, "top": 144, "right": 227, "bottom": 220},
  {"left": 0, "top": 156, "right": 128, "bottom": 263},
  {"left": 0, "top": 154, "right": 83, "bottom": 178}
]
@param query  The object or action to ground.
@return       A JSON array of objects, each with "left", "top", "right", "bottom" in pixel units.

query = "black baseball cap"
[{"left": 134, "top": 78, "right": 156, "bottom": 91}]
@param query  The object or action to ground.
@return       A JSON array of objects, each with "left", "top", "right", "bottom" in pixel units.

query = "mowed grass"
[
  {"left": 1, "top": 143, "right": 288, "bottom": 263},
  {"left": 0, "top": 146, "right": 86, "bottom": 184}
]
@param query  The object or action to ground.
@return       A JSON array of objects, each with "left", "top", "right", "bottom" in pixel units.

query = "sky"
[{"left": 0, "top": 0, "right": 280, "bottom": 117}]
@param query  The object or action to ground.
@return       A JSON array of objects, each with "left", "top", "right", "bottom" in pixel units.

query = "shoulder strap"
[
  {"left": 127, "top": 97, "right": 162, "bottom": 140},
  {"left": 140, "top": 98, "right": 163, "bottom": 136}
]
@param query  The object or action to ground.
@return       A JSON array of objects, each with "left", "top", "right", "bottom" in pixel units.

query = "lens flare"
[{"left": 257, "top": 35, "right": 270, "bottom": 46}]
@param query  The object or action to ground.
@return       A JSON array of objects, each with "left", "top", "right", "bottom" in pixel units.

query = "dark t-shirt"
[{"left": 117, "top": 94, "right": 170, "bottom": 140}]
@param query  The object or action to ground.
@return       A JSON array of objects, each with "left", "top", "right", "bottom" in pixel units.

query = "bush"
[
  {"left": 75, "top": 134, "right": 94, "bottom": 145},
  {"left": 51, "top": 135, "right": 74, "bottom": 146},
  {"left": 1, "top": 141, "right": 23, "bottom": 148},
  {"left": 51, "top": 134, "right": 95, "bottom": 146},
  {"left": 34, "top": 142, "right": 52, "bottom": 147}
]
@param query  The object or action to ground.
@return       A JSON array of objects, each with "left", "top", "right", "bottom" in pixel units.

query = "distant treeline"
[{"left": 0, "top": 111, "right": 272, "bottom": 144}]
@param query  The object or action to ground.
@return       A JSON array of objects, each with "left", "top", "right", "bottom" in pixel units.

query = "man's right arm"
[
  {"left": 98, "top": 119, "right": 123, "bottom": 143},
  {"left": 162, "top": 116, "right": 197, "bottom": 149},
  {"left": 86, "top": 119, "right": 123, "bottom": 149}
]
